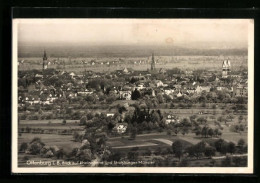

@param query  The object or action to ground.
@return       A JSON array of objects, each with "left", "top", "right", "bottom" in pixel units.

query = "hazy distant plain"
[{"left": 18, "top": 55, "right": 248, "bottom": 73}]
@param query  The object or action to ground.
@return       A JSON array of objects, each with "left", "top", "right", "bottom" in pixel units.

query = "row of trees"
[
  {"left": 128, "top": 86, "right": 247, "bottom": 105},
  {"left": 194, "top": 126, "right": 222, "bottom": 138},
  {"left": 103, "top": 138, "right": 247, "bottom": 167},
  {"left": 172, "top": 138, "right": 247, "bottom": 161},
  {"left": 19, "top": 126, "right": 80, "bottom": 135},
  {"left": 230, "top": 124, "right": 247, "bottom": 133}
]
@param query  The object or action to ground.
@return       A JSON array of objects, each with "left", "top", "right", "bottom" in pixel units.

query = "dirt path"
[
  {"left": 153, "top": 138, "right": 173, "bottom": 145},
  {"left": 175, "top": 136, "right": 201, "bottom": 145},
  {"left": 109, "top": 132, "right": 164, "bottom": 140},
  {"left": 212, "top": 154, "right": 248, "bottom": 160},
  {"left": 112, "top": 142, "right": 158, "bottom": 149}
]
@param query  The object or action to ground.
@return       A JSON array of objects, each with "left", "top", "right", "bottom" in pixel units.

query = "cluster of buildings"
[{"left": 18, "top": 51, "right": 248, "bottom": 108}]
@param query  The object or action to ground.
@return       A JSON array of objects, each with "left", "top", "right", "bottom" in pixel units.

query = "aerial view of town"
[{"left": 16, "top": 19, "right": 249, "bottom": 168}]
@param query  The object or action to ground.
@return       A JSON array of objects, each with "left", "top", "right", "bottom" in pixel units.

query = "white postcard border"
[{"left": 12, "top": 19, "right": 254, "bottom": 174}]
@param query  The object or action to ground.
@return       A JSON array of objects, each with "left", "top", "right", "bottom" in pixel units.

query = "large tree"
[
  {"left": 131, "top": 89, "right": 141, "bottom": 100},
  {"left": 204, "top": 146, "right": 216, "bottom": 158},
  {"left": 172, "top": 140, "right": 184, "bottom": 161},
  {"left": 227, "top": 142, "right": 236, "bottom": 154}
]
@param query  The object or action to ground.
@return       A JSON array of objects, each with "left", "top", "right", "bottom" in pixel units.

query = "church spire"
[
  {"left": 43, "top": 49, "right": 48, "bottom": 71},
  {"left": 151, "top": 52, "right": 155, "bottom": 71},
  {"left": 43, "top": 49, "right": 47, "bottom": 60}
]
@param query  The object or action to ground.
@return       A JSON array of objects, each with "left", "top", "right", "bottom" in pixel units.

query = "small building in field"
[
  {"left": 69, "top": 72, "right": 76, "bottom": 78},
  {"left": 186, "top": 87, "right": 196, "bottom": 94},
  {"left": 113, "top": 123, "right": 128, "bottom": 134},
  {"left": 177, "top": 91, "right": 183, "bottom": 97},
  {"left": 119, "top": 90, "right": 132, "bottom": 100},
  {"left": 164, "top": 88, "right": 175, "bottom": 95},
  {"left": 106, "top": 113, "right": 115, "bottom": 117},
  {"left": 165, "top": 114, "right": 179, "bottom": 125},
  {"left": 195, "top": 85, "right": 211, "bottom": 93},
  {"left": 90, "top": 60, "right": 96, "bottom": 65},
  {"left": 77, "top": 89, "right": 93, "bottom": 96},
  {"left": 154, "top": 80, "right": 164, "bottom": 87},
  {"left": 35, "top": 74, "right": 43, "bottom": 79}
]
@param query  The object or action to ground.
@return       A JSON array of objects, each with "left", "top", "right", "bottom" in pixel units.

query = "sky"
[{"left": 15, "top": 19, "right": 251, "bottom": 48}]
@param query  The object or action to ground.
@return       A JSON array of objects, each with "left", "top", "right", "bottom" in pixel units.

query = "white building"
[
  {"left": 119, "top": 90, "right": 132, "bottom": 100},
  {"left": 222, "top": 59, "right": 231, "bottom": 78},
  {"left": 154, "top": 80, "right": 164, "bottom": 87}
]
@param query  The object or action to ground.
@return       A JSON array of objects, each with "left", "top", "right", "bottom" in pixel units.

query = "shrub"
[
  {"left": 108, "top": 152, "right": 123, "bottom": 162},
  {"left": 131, "top": 147, "right": 139, "bottom": 151},
  {"left": 179, "top": 159, "right": 189, "bottom": 167},
  {"left": 87, "top": 113, "right": 94, "bottom": 120},
  {"left": 172, "top": 140, "right": 184, "bottom": 161},
  {"left": 67, "top": 148, "right": 78, "bottom": 159},
  {"left": 167, "top": 130, "right": 172, "bottom": 136},
  {"left": 25, "top": 126, "right": 32, "bottom": 133},
  {"left": 143, "top": 149, "right": 152, "bottom": 156},
  {"left": 19, "top": 142, "right": 28, "bottom": 152},
  {"left": 187, "top": 141, "right": 206, "bottom": 159},
  {"left": 204, "top": 146, "right": 216, "bottom": 157},
  {"left": 56, "top": 149, "right": 65, "bottom": 159},
  {"left": 22, "top": 156, "right": 30, "bottom": 161},
  {"left": 32, "top": 114, "right": 40, "bottom": 120},
  {"left": 238, "top": 139, "right": 246, "bottom": 147},
  {"left": 30, "top": 137, "right": 45, "bottom": 146},
  {"left": 40, "top": 146, "right": 50, "bottom": 156},
  {"left": 221, "top": 156, "right": 232, "bottom": 167},
  {"left": 227, "top": 142, "right": 236, "bottom": 154},
  {"left": 237, "top": 139, "right": 247, "bottom": 154},
  {"left": 77, "top": 149, "right": 93, "bottom": 162},
  {"left": 29, "top": 143, "right": 43, "bottom": 155},
  {"left": 154, "top": 147, "right": 162, "bottom": 155},
  {"left": 20, "top": 114, "right": 27, "bottom": 120},
  {"left": 130, "top": 127, "right": 137, "bottom": 140},
  {"left": 127, "top": 151, "right": 139, "bottom": 162},
  {"left": 209, "top": 159, "right": 216, "bottom": 167},
  {"left": 232, "top": 156, "right": 247, "bottom": 167},
  {"left": 79, "top": 116, "right": 87, "bottom": 126},
  {"left": 45, "top": 150, "right": 54, "bottom": 158},
  {"left": 73, "top": 132, "right": 80, "bottom": 142},
  {"left": 157, "top": 128, "right": 164, "bottom": 133},
  {"left": 214, "top": 139, "right": 228, "bottom": 154}
]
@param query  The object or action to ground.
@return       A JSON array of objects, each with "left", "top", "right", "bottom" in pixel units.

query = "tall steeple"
[
  {"left": 43, "top": 50, "right": 47, "bottom": 60},
  {"left": 43, "top": 49, "right": 48, "bottom": 71},
  {"left": 151, "top": 52, "right": 155, "bottom": 71}
]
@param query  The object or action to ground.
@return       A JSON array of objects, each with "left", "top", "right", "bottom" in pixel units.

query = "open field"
[
  {"left": 19, "top": 105, "right": 248, "bottom": 122},
  {"left": 18, "top": 129, "right": 247, "bottom": 154},
  {"left": 18, "top": 126, "right": 247, "bottom": 167},
  {"left": 19, "top": 124, "right": 84, "bottom": 130},
  {"left": 18, "top": 108, "right": 248, "bottom": 145},
  {"left": 18, "top": 133, "right": 81, "bottom": 152},
  {"left": 19, "top": 119, "right": 80, "bottom": 125},
  {"left": 19, "top": 120, "right": 84, "bottom": 130}
]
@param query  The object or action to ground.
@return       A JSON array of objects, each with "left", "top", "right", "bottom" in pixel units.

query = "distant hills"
[{"left": 18, "top": 43, "right": 247, "bottom": 58}]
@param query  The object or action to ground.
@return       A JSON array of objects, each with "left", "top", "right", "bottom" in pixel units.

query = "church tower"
[
  {"left": 151, "top": 52, "right": 155, "bottom": 71},
  {"left": 43, "top": 49, "right": 48, "bottom": 71},
  {"left": 222, "top": 59, "right": 231, "bottom": 78}
]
